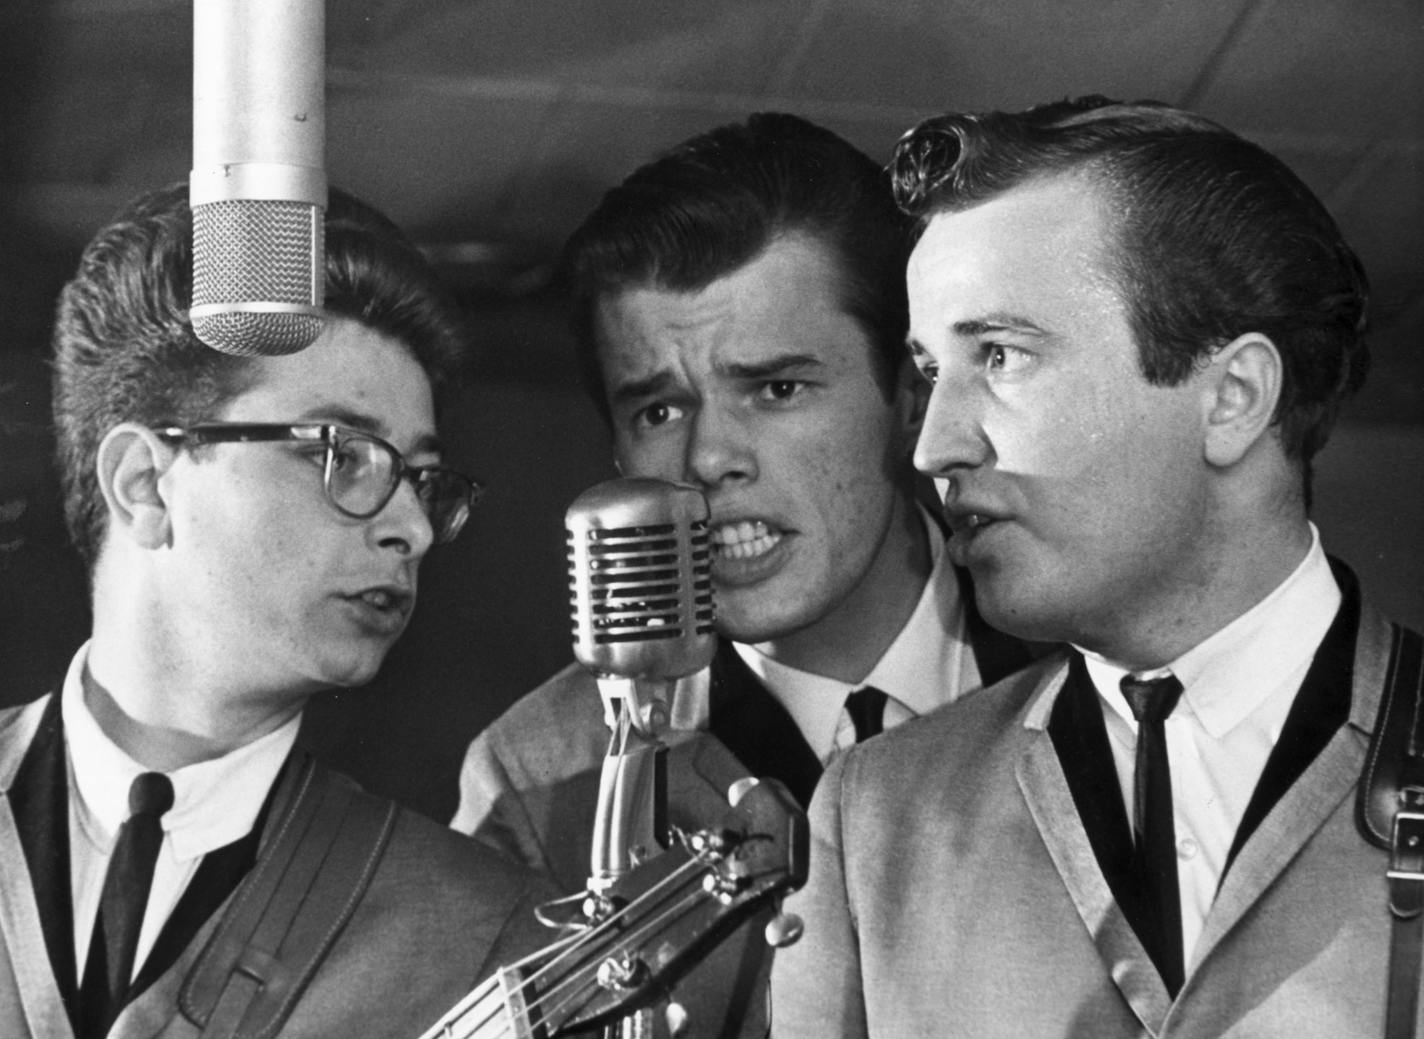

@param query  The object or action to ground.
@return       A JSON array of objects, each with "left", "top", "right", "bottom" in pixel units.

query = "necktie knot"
[
  {"left": 844, "top": 686, "right": 888, "bottom": 743},
  {"left": 128, "top": 771, "right": 174, "bottom": 819},
  {"left": 1120, "top": 673, "right": 1184, "bottom": 727}
]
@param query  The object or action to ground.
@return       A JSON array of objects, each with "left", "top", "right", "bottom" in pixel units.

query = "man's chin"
[
  {"left": 314, "top": 651, "right": 390, "bottom": 692},
  {"left": 973, "top": 581, "right": 1073, "bottom": 645},
  {"left": 711, "top": 596, "right": 815, "bottom": 647}
]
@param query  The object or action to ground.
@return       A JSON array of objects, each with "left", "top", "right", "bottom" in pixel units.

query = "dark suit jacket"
[
  {"left": 452, "top": 567, "right": 1036, "bottom": 1039},
  {"left": 770, "top": 570, "right": 1419, "bottom": 1038},
  {"left": 0, "top": 692, "right": 553, "bottom": 1039}
]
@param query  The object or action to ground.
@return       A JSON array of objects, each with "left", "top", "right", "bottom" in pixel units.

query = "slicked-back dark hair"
[
  {"left": 563, "top": 112, "right": 913, "bottom": 416},
  {"left": 52, "top": 181, "right": 468, "bottom": 572},
  {"left": 891, "top": 95, "right": 1370, "bottom": 500}
]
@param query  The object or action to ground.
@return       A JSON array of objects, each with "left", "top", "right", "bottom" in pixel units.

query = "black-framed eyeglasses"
[{"left": 155, "top": 423, "right": 482, "bottom": 545}]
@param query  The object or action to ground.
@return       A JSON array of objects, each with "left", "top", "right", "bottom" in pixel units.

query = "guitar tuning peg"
[
  {"left": 665, "top": 1000, "right": 689, "bottom": 1036},
  {"left": 764, "top": 909, "right": 804, "bottom": 948}
]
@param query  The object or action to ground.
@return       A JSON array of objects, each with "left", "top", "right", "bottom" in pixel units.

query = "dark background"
[{"left": 2, "top": 0, "right": 1420, "bottom": 822}]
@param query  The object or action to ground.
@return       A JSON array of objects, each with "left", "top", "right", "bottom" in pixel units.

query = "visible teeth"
[
  {"left": 361, "top": 589, "right": 396, "bottom": 610},
  {"left": 710, "top": 521, "right": 782, "bottom": 561}
]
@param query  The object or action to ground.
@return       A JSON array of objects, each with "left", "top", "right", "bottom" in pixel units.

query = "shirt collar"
[
  {"left": 734, "top": 506, "right": 973, "bottom": 757},
  {"left": 1080, "top": 524, "right": 1340, "bottom": 736},
  {"left": 62, "top": 642, "right": 301, "bottom": 862}
]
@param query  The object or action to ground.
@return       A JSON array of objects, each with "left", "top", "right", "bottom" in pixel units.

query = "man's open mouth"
[{"left": 710, "top": 520, "right": 783, "bottom": 561}]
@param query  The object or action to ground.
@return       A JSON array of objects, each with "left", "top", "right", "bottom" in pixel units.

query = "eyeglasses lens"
[
  {"left": 326, "top": 434, "right": 394, "bottom": 518},
  {"left": 420, "top": 473, "right": 471, "bottom": 544},
  {"left": 326, "top": 432, "right": 471, "bottom": 543}
]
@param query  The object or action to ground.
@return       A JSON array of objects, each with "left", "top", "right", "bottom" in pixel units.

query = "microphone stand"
[
  {"left": 564, "top": 476, "right": 717, "bottom": 1036},
  {"left": 589, "top": 676, "right": 672, "bottom": 1039}
]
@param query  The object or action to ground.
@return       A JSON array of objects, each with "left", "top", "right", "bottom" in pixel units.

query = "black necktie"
[
  {"left": 844, "top": 686, "right": 889, "bottom": 743},
  {"left": 79, "top": 771, "right": 174, "bottom": 1037},
  {"left": 1120, "top": 673, "right": 1185, "bottom": 995}
]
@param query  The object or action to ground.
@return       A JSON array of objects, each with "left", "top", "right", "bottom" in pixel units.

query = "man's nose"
[
  {"left": 686, "top": 403, "right": 758, "bottom": 489},
  {"left": 913, "top": 378, "right": 991, "bottom": 479},
  {"left": 370, "top": 476, "right": 436, "bottom": 559}
]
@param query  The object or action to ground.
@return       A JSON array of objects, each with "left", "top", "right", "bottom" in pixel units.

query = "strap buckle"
[
  {"left": 1388, "top": 790, "right": 1424, "bottom": 882},
  {"left": 1387, "top": 790, "right": 1424, "bottom": 924}
]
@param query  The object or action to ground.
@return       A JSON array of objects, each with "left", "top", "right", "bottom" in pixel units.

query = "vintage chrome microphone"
[{"left": 566, "top": 477, "right": 716, "bottom": 896}]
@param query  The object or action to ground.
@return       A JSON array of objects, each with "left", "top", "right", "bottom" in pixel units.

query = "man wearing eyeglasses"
[{"left": 0, "top": 184, "right": 549, "bottom": 1038}]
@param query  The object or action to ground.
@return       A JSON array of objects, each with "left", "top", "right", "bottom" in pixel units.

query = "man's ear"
[
  {"left": 96, "top": 423, "right": 177, "bottom": 550},
  {"left": 1202, "top": 333, "right": 1283, "bottom": 468}
]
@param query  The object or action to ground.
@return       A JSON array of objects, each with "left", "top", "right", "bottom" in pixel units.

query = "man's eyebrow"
[
  {"left": 607, "top": 352, "right": 826, "bottom": 405},
  {"left": 607, "top": 370, "right": 676, "bottom": 406},
  {"left": 296, "top": 406, "right": 443, "bottom": 456},
  {"left": 951, "top": 314, "right": 1048, "bottom": 337},
  {"left": 719, "top": 353, "right": 824, "bottom": 379},
  {"left": 296, "top": 405, "right": 382, "bottom": 433}
]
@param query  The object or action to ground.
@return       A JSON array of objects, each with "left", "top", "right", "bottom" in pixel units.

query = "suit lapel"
[
  {"left": 128, "top": 772, "right": 273, "bottom": 1000},
  {"left": 0, "top": 695, "right": 78, "bottom": 1039},
  {"left": 109, "top": 751, "right": 306, "bottom": 1039},
  {"left": 1221, "top": 565, "right": 1357, "bottom": 873},
  {"left": 1191, "top": 725, "right": 1363, "bottom": 971},
  {"left": 1022, "top": 561, "right": 1390, "bottom": 1014},
  {"left": 108, "top": 904, "right": 225, "bottom": 1039},
  {"left": 1022, "top": 657, "right": 1173, "bottom": 1032},
  {"left": 706, "top": 640, "right": 822, "bottom": 809},
  {"left": 1048, "top": 656, "right": 1140, "bottom": 920},
  {"left": 1194, "top": 566, "right": 1388, "bottom": 968}
]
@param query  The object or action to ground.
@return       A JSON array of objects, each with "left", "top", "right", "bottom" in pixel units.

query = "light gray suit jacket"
[
  {"left": 771, "top": 588, "right": 1415, "bottom": 1038},
  {"left": 0, "top": 694, "right": 552, "bottom": 1039}
]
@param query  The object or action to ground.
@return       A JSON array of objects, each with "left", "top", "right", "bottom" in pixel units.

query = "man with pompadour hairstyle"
[
  {"left": 1, "top": 182, "right": 551, "bottom": 1039},
  {"left": 772, "top": 95, "right": 1412, "bottom": 1039},
  {"left": 453, "top": 112, "right": 1037, "bottom": 1039}
]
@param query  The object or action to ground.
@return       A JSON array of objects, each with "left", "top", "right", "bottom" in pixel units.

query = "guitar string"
[
  {"left": 431, "top": 709, "right": 762, "bottom": 1037},
  {"left": 477, "top": 709, "right": 687, "bottom": 1017},
  {"left": 428, "top": 832, "right": 779, "bottom": 1039},
  {"left": 427, "top": 856, "right": 710, "bottom": 1038},
  {"left": 495, "top": 832, "right": 779, "bottom": 1035},
  {"left": 434, "top": 883, "right": 710, "bottom": 1038},
  {"left": 448, "top": 876, "right": 708, "bottom": 1037},
  {"left": 520, "top": 855, "right": 706, "bottom": 990},
  {"left": 516, "top": 885, "right": 712, "bottom": 1030}
]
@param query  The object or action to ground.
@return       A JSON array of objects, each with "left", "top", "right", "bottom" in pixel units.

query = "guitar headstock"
[
  {"left": 562, "top": 775, "right": 808, "bottom": 1031},
  {"left": 426, "top": 776, "right": 806, "bottom": 1039}
]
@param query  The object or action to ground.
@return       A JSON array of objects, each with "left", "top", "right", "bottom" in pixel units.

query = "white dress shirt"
[
  {"left": 733, "top": 508, "right": 981, "bottom": 763},
  {"left": 62, "top": 643, "right": 300, "bottom": 982},
  {"left": 1079, "top": 524, "right": 1341, "bottom": 966}
]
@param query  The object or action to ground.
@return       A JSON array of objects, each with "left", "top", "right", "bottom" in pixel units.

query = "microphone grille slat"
[{"left": 566, "top": 479, "right": 717, "bottom": 677}]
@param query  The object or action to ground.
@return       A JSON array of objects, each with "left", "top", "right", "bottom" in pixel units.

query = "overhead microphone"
[
  {"left": 189, "top": 0, "right": 327, "bottom": 356},
  {"left": 565, "top": 477, "right": 716, "bottom": 894}
]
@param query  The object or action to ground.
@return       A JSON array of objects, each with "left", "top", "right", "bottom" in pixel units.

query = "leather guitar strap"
[
  {"left": 1357, "top": 623, "right": 1424, "bottom": 1039},
  {"left": 178, "top": 751, "right": 398, "bottom": 1039}
]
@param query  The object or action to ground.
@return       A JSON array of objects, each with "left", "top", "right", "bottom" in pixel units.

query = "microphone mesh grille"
[
  {"left": 190, "top": 311, "right": 327, "bottom": 357},
  {"left": 191, "top": 199, "right": 324, "bottom": 356}
]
